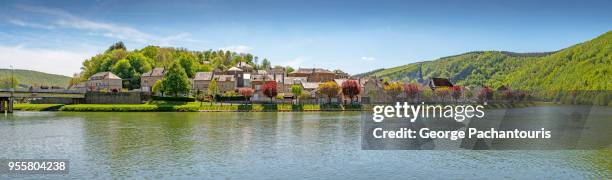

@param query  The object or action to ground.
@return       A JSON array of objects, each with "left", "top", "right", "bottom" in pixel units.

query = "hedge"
[{"left": 152, "top": 96, "right": 195, "bottom": 102}]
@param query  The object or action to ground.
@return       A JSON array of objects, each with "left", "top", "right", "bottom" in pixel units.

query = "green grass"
[
  {"left": 0, "top": 69, "right": 70, "bottom": 88},
  {"left": 13, "top": 104, "right": 65, "bottom": 111},
  {"left": 13, "top": 101, "right": 367, "bottom": 112}
]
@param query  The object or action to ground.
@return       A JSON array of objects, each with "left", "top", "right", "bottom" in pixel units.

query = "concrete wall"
[
  {"left": 85, "top": 92, "right": 142, "bottom": 104},
  {"left": 31, "top": 97, "right": 83, "bottom": 104}
]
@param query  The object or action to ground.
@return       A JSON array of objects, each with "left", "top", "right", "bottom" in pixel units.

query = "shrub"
[{"left": 152, "top": 96, "right": 195, "bottom": 102}]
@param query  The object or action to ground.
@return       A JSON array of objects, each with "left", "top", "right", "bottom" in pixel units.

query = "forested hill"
[
  {"left": 71, "top": 42, "right": 284, "bottom": 89},
  {"left": 356, "top": 31, "right": 611, "bottom": 91},
  {"left": 0, "top": 69, "right": 70, "bottom": 88}
]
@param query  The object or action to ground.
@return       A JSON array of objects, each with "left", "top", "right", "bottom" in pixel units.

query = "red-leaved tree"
[
  {"left": 477, "top": 86, "right": 493, "bottom": 103},
  {"left": 262, "top": 81, "right": 278, "bottom": 102},
  {"left": 450, "top": 86, "right": 462, "bottom": 102},
  {"left": 239, "top": 88, "right": 255, "bottom": 104},
  {"left": 341, "top": 80, "right": 361, "bottom": 104},
  {"left": 403, "top": 83, "right": 421, "bottom": 102}
]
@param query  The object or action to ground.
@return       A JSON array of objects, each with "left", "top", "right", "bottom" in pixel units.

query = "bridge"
[{"left": 0, "top": 89, "right": 85, "bottom": 113}]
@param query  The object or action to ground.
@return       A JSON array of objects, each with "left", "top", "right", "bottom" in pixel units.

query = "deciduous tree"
[
  {"left": 263, "top": 81, "right": 278, "bottom": 102},
  {"left": 383, "top": 82, "right": 403, "bottom": 101},
  {"left": 239, "top": 88, "right": 255, "bottom": 103},
  {"left": 291, "top": 84, "right": 302, "bottom": 104},
  {"left": 341, "top": 80, "right": 360, "bottom": 104},
  {"left": 162, "top": 62, "right": 191, "bottom": 97},
  {"left": 403, "top": 83, "right": 421, "bottom": 102},
  {"left": 318, "top": 81, "right": 340, "bottom": 104}
]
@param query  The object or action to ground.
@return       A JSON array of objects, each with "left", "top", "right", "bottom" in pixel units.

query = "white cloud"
[
  {"left": 0, "top": 45, "right": 95, "bottom": 76},
  {"left": 219, "top": 45, "right": 253, "bottom": 53},
  {"left": 8, "top": 19, "right": 55, "bottom": 29},
  {"left": 13, "top": 4, "right": 196, "bottom": 44},
  {"left": 361, "top": 56, "right": 376, "bottom": 61}
]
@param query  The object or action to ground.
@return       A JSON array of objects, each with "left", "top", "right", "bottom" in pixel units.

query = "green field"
[{"left": 0, "top": 69, "right": 70, "bottom": 88}]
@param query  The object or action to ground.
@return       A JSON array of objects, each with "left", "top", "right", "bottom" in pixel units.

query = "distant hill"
[
  {"left": 0, "top": 69, "right": 71, "bottom": 88},
  {"left": 356, "top": 31, "right": 612, "bottom": 91}
]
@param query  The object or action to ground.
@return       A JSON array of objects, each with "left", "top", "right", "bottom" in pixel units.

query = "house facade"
[
  {"left": 140, "top": 68, "right": 165, "bottom": 92},
  {"left": 288, "top": 68, "right": 335, "bottom": 82},
  {"left": 193, "top": 72, "right": 214, "bottom": 92},
  {"left": 87, "top": 72, "right": 122, "bottom": 92}
]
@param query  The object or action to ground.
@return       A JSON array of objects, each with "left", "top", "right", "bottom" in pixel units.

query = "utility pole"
[{"left": 9, "top": 65, "right": 14, "bottom": 113}]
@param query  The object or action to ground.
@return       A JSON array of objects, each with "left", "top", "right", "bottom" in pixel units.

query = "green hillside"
[
  {"left": 0, "top": 69, "right": 71, "bottom": 88},
  {"left": 358, "top": 31, "right": 612, "bottom": 91}
]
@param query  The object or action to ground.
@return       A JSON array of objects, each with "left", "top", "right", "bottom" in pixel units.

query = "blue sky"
[{"left": 0, "top": 0, "right": 610, "bottom": 76}]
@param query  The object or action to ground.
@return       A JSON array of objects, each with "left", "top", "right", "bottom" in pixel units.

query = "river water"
[{"left": 0, "top": 106, "right": 610, "bottom": 179}]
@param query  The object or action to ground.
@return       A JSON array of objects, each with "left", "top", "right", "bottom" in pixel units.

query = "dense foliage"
[
  {"left": 318, "top": 81, "right": 340, "bottom": 103},
  {"left": 161, "top": 62, "right": 192, "bottom": 96},
  {"left": 263, "top": 81, "right": 278, "bottom": 101},
  {"left": 72, "top": 43, "right": 284, "bottom": 89},
  {"left": 341, "top": 80, "right": 360, "bottom": 103}
]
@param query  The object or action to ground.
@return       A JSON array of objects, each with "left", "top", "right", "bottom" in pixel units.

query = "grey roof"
[
  {"left": 284, "top": 77, "right": 307, "bottom": 85},
  {"left": 237, "top": 62, "right": 253, "bottom": 69},
  {"left": 301, "top": 82, "right": 321, "bottom": 89},
  {"left": 251, "top": 74, "right": 274, "bottom": 81},
  {"left": 194, "top": 72, "right": 214, "bottom": 81},
  {"left": 257, "top": 70, "right": 268, "bottom": 75},
  {"left": 228, "top": 67, "right": 243, "bottom": 72},
  {"left": 89, "top": 72, "right": 121, "bottom": 80},
  {"left": 215, "top": 75, "right": 235, "bottom": 82},
  {"left": 142, "top": 68, "right": 165, "bottom": 77},
  {"left": 290, "top": 68, "right": 334, "bottom": 74}
]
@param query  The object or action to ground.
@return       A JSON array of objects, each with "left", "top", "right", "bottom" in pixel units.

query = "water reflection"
[{"left": 0, "top": 109, "right": 609, "bottom": 179}]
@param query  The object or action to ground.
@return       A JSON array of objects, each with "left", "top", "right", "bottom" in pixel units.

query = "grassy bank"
[
  {"left": 13, "top": 104, "right": 65, "bottom": 111},
  {"left": 14, "top": 102, "right": 364, "bottom": 112}
]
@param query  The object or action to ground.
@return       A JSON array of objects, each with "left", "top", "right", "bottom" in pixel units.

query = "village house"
[
  {"left": 87, "top": 72, "right": 122, "bottom": 92},
  {"left": 236, "top": 62, "right": 254, "bottom": 73},
  {"left": 429, "top": 78, "right": 453, "bottom": 90},
  {"left": 361, "top": 77, "right": 384, "bottom": 103},
  {"left": 192, "top": 72, "right": 214, "bottom": 92},
  {"left": 250, "top": 74, "right": 274, "bottom": 101},
  {"left": 333, "top": 70, "right": 350, "bottom": 79},
  {"left": 227, "top": 67, "right": 245, "bottom": 87},
  {"left": 281, "top": 76, "right": 307, "bottom": 98},
  {"left": 289, "top": 68, "right": 335, "bottom": 82},
  {"left": 215, "top": 75, "right": 236, "bottom": 93},
  {"left": 140, "top": 68, "right": 165, "bottom": 92},
  {"left": 301, "top": 82, "right": 321, "bottom": 99}
]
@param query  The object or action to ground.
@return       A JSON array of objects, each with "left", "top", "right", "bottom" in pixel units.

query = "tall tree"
[
  {"left": 111, "top": 59, "right": 134, "bottom": 79},
  {"left": 261, "top": 58, "right": 271, "bottom": 70},
  {"left": 126, "top": 53, "right": 153, "bottom": 74},
  {"left": 162, "top": 62, "right": 192, "bottom": 97},
  {"left": 177, "top": 53, "right": 197, "bottom": 78},
  {"left": 106, "top": 41, "right": 126, "bottom": 53},
  {"left": 207, "top": 78, "right": 219, "bottom": 104}
]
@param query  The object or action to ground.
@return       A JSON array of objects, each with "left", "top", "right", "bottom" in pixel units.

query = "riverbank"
[
  {"left": 13, "top": 102, "right": 363, "bottom": 112},
  {"left": 10, "top": 101, "right": 562, "bottom": 112}
]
